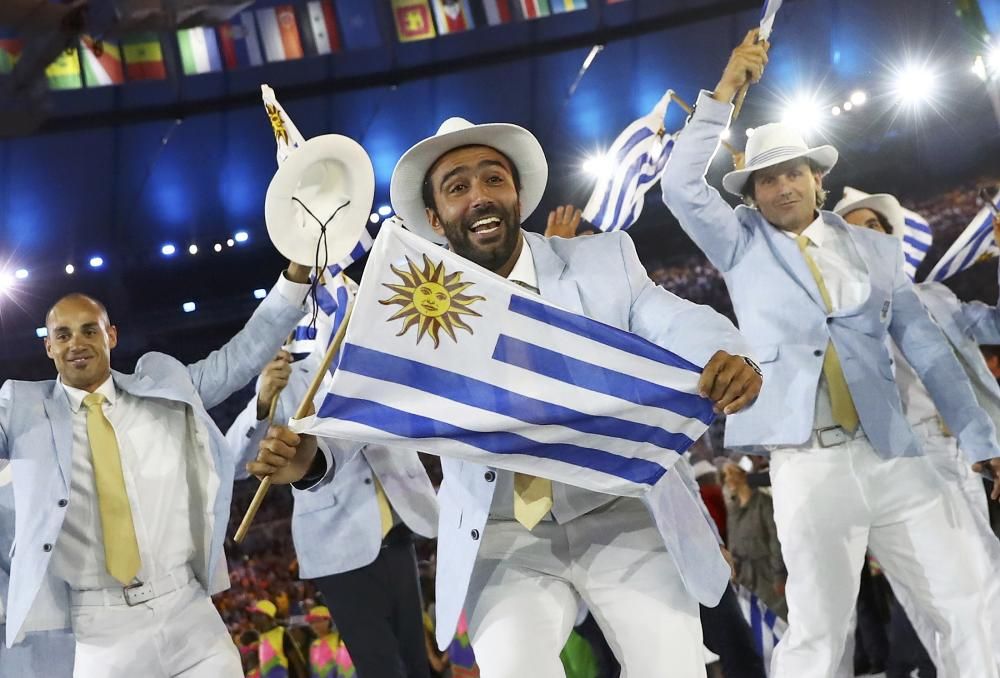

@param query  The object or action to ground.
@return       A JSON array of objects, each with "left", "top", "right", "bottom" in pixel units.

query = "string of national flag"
[{"left": 0, "top": 0, "right": 616, "bottom": 91}]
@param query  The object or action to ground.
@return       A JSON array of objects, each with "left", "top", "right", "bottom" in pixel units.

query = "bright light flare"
[
  {"left": 234, "top": 231, "right": 249, "bottom": 243},
  {"left": 369, "top": 213, "right": 380, "bottom": 224},
  {"left": 892, "top": 63, "right": 937, "bottom": 106},
  {"left": 378, "top": 205, "right": 392, "bottom": 217},
  {"left": 849, "top": 90, "right": 867, "bottom": 106},
  {"left": 14, "top": 268, "right": 28, "bottom": 279},
  {"left": 581, "top": 152, "right": 610, "bottom": 178},
  {"left": 781, "top": 95, "right": 825, "bottom": 135}
]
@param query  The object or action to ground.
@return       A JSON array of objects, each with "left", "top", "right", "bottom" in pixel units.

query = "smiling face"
[
  {"left": 44, "top": 294, "right": 117, "bottom": 392},
  {"left": 425, "top": 145, "right": 523, "bottom": 277},
  {"left": 413, "top": 282, "right": 451, "bottom": 317},
  {"left": 750, "top": 159, "right": 825, "bottom": 234}
]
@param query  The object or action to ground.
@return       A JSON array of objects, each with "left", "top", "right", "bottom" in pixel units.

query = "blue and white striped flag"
[
  {"left": 736, "top": 586, "right": 787, "bottom": 674},
  {"left": 758, "top": 0, "right": 783, "bottom": 41},
  {"left": 927, "top": 191, "right": 1000, "bottom": 282},
  {"left": 262, "top": 84, "right": 306, "bottom": 165},
  {"left": 901, "top": 207, "right": 932, "bottom": 281},
  {"left": 581, "top": 90, "right": 675, "bottom": 233},
  {"left": 292, "top": 220, "right": 731, "bottom": 602},
  {"left": 285, "top": 269, "right": 358, "bottom": 361}
]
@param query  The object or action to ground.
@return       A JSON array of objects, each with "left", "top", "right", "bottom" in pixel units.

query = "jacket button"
[
  {"left": 813, "top": 349, "right": 822, "bottom": 357},
  {"left": 484, "top": 471, "right": 496, "bottom": 482},
  {"left": 470, "top": 529, "right": 480, "bottom": 540},
  {"left": 363, "top": 477, "right": 372, "bottom": 485},
  {"left": 826, "top": 318, "right": 833, "bottom": 324},
  {"left": 43, "top": 544, "right": 53, "bottom": 552},
  {"left": 57, "top": 499, "right": 68, "bottom": 507}
]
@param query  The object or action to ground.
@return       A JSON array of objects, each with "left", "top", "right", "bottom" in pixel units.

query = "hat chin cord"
[{"left": 290, "top": 196, "right": 352, "bottom": 339}]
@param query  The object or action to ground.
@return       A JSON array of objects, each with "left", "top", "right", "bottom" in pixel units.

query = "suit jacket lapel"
[
  {"left": 42, "top": 384, "right": 74, "bottom": 492},
  {"left": 523, "top": 233, "right": 584, "bottom": 314},
  {"left": 757, "top": 218, "right": 827, "bottom": 309}
]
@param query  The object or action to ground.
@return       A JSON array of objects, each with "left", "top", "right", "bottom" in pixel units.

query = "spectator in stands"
[
  {"left": 306, "top": 606, "right": 341, "bottom": 678},
  {"left": 248, "top": 599, "right": 309, "bottom": 678},
  {"left": 722, "top": 459, "right": 787, "bottom": 620}
]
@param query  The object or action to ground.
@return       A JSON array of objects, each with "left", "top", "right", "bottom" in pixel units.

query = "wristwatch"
[{"left": 742, "top": 355, "right": 762, "bottom": 378}]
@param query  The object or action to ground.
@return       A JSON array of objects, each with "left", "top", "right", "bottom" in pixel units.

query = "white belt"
[{"left": 70, "top": 564, "right": 195, "bottom": 608}]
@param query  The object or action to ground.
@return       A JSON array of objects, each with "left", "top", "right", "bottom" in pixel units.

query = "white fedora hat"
[
  {"left": 833, "top": 186, "right": 905, "bottom": 239},
  {"left": 722, "top": 122, "right": 838, "bottom": 196},
  {"left": 389, "top": 117, "right": 548, "bottom": 244},
  {"left": 265, "top": 134, "right": 375, "bottom": 266}
]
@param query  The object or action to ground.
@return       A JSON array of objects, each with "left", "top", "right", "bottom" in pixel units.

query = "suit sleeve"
[
  {"left": 622, "top": 232, "right": 753, "bottom": 367},
  {"left": 890, "top": 249, "right": 1000, "bottom": 462},
  {"left": 187, "top": 275, "right": 309, "bottom": 410},
  {"left": 661, "top": 91, "right": 755, "bottom": 273},
  {"left": 0, "top": 381, "right": 10, "bottom": 462}
]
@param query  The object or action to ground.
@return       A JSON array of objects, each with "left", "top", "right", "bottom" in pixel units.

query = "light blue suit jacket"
[
  {"left": 1, "top": 482, "right": 74, "bottom": 676},
  {"left": 916, "top": 281, "right": 1000, "bottom": 429},
  {"left": 398, "top": 229, "right": 751, "bottom": 649},
  {"left": 227, "top": 359, "right": 438, "bottom": 579},
  {"left": 661, "top": 91, "right": 1000, "bottom": 462},
  {"left": 0, "top": 286, "right": 304, "bottom": 647}
]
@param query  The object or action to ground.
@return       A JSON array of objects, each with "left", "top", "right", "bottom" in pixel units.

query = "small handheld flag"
[{"left": 927, "top": 188, "right": 1000, "bottom": 282}]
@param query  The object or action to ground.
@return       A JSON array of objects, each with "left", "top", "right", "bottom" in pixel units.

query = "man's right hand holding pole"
[
  {"left": 712, "top": 29, "right": 769, "bottom": 105},
  {"left": 247, "top": 426, "right": 318, "bottom": 486}
]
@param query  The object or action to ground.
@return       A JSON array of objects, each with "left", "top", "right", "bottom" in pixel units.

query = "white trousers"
[
  {"left": 886, "top": 430, "right": 1000, "bottom": 671},
  {"left": 70, "top": 580, "right": 241, "bottom": 678},
  {"left": 465, "top": 498, "right": 705, "bottom": 678},
  {"left": 768, "top": 436, "right": 996, "bottom": 678}
]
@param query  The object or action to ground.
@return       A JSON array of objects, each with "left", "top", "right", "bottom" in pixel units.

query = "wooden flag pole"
[
  {"left": 669, "top": 92, "right": 740, "bottom": 158},
  {"left": 233, "top": 302, "right": 355, "bottom": 543}
]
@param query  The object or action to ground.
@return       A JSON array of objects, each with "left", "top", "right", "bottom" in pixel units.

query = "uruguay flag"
[
  {"left": 927, "top": 190, "right": 1000, "bottom": 282},
  {"left": 581, "top": 90, "right": 675, "bottom": 233},
  {"left": 292, "top": 221, "right": 731, "bottom": 602},
  {"left": 736, "top": 586, "right": 787, "bottom": 675},
  {"left": 758, "top": 0, "right": 782, "bottom": 41},
  {"left": 901, "top": 207, "right": 932, "bottom": 282}
]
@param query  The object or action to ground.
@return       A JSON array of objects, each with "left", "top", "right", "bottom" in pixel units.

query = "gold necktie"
[
  {"left": 374, "top": 477, "right": 394, "bottom": 538},
  {"left": 508, "top": 278, "right": 554, "bottom": 530},
  {"left": 796, "top": 236, "right": 860, "bottom": 432},
  {"left": 513, "top": 474, "right": 552, "bottom": 531},
  {"left": 82, "top": 393, "right": 141, "bottom": 585}
]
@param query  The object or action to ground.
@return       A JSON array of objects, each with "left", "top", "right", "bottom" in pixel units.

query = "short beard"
[{"left": 439, "top": 202, "right": 521, "bottom": 272}]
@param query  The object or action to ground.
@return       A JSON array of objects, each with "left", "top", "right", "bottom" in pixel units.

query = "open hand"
[
  {"left": 972, "top": 457, "right": 1000, "bottom": 501},
  {"left": 546, "top": 205, "right": 584, "bottom": 239}
]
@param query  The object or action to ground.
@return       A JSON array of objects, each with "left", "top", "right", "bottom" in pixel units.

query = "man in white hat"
[
  {"left": 660, "top": 29, "right": 1000, "bottom": 678},
  {"left": 835, "top": 188, "right": 1000, "bottom": 671},
  {"left": 251, "top": 115, "right": 764, "bottom": 676},
  {"left": 0, "top": 255, "right": 313, "bottom": 677}
]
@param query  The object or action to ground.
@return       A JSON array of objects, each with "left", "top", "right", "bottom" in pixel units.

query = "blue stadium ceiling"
[{"left": 2, "top": 0, "right": 1000, "bottom": 375}]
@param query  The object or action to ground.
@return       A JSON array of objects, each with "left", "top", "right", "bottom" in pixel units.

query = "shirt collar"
[
  {"left": 505, "top": 234, "right": 538, "bottom": 289},
  {"left": 781, "top": 212, "right": 826, "bottom": 247},
  {"left": 60, "top": 374, "right": 116, "bottom": 414}
]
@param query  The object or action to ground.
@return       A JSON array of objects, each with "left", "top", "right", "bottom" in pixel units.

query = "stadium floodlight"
[
  {"left": 234, "top": 231, "right": 249, "bottom": 243},
  {"left": 182, "top": 301, "right": 196, "bottom": 313},
  {"left": 831, "top": 106, "right": 842, "bottom": 116},
  {"left": 14, "top": 268, "right": 28, "bottom": 279},
  {"left": 188, "top": 244, "right": 198, "bottom": 255},
  {"left": 369, "top": 213, "right": 380, "bottom": 224},
  {"left": 161, "top": 243, "right": 176, "bottom": 256},
  {"left": 35, "top": 327, "right": 48, "bottom": 338},
  {"left": 65, "top": 264, "right": 75, "bottom": 274},
  {"left": 0, "top": 272, "right": 13, "bottom": 295},
  {"left": 227, "top": 239, "right": 235, "bottom": 247},
  {"left": 843, "top": 101, "right": 853, "bottom": 111},
  {"left": 89, "top": 256, "right": 104, "bottom": 269},
  {"left": 781, "top": 95, "right": 825, "bottom": 135},
  {"left": 581, "top": 152, "right": 609, "bottom": 177},
  {"left": 849, "top": 90, "right": 867, "bottom": 106},
  {"left": 973, "top": 55, "right": 988, "bottom": 82},
  {"left": 253, "top": 289, "right": 267, "bottom": 300},
  {"left": 378, "top": 205, "right": 393, "bottom": 216},
  {"left": 213, "top": 243, "right": 223, "bottom": 252},
  {"left": 892, "top": 62, "right": 937, "bottom": 106}
]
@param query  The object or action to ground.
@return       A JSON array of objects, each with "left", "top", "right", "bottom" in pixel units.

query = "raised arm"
[
  {"left": 660, "top": 31, "right": 766, "bottom": 272},
  {"left": 187, "top": 265, "right": 310, "bottom": 410},
  {"left": 0, "top": 381, "right": 10, "bottom": 462}
]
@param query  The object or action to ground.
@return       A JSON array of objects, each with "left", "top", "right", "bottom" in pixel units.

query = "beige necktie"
[
  {"left": 796, "top": 236, "right": 860, "bottom": 432},
  {"left": 82, "top": 393, "right": 141, "bottom": 585},
  {"left": 509, "top": 278, "right": 554, "bottom": 530},
  {"left": 373, "top": 478, "right": 394, "bottom": 538}
]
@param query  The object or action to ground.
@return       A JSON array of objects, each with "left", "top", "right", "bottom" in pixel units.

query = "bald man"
[{"left": 0, "top": 260, "right": 311, "bottom": 678}]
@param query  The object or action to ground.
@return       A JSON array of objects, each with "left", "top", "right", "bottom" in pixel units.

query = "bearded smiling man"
[{"left": 250, "top": 116, "right": 764, "bottom": 678}]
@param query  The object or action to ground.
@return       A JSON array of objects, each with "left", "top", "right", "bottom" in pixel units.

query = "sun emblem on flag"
[
  {"left": 380, "top": 254, "right": 485, "bottom": 348},
  {"left": 265, "top": 104, "right": 289, "bottom": 145}
]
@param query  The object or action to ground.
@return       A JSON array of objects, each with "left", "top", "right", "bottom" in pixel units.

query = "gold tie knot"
[
  {"left": 83, "top": 392, "right": 106, "bottom": 410},
  {"left": 796, "top": 234, "right": 810, "bottom": 251}
]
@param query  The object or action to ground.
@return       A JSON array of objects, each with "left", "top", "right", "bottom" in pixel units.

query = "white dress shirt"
[
  {"left": 488, "top": 235, "right": 620, "bottom": 523},
  {"left": 786, "top": 215, "right": 870, "bottom": 430},
  {"left": 52, "top": 376, "right": 195, "bottom": 590},
  {"left": 893, "top": 344, "right": 940, "bottom": 429}
]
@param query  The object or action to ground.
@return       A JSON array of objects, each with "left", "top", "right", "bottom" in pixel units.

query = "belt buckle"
[
  {"left": 816, "top": 426, "right": 846, "bottom": 448},
  {"left": 123, "top": 580, "right": 150, "bottom": 607}
]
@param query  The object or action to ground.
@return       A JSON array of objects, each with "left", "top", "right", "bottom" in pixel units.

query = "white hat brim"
[
  {"left": 833, "top": 191, "right": 906, "bottom": 239},
  {"left": 722, "top": 145, "right": 839, "bottom": 196},
  {"left": 390, "top": 123, "right": 548, "bottom": 244},
  {"left": 265, "top": 134, "right": 375, "bottom": 266}
]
